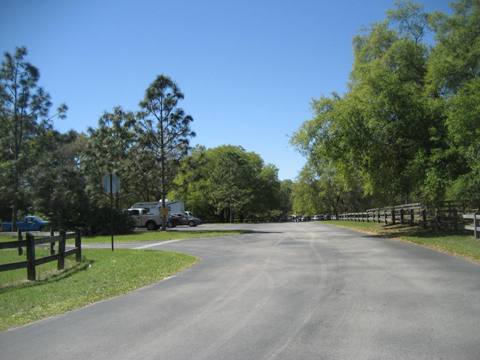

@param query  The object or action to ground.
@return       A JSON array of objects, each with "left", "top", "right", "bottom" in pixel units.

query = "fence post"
[
  {"left": 474, "top": 213, "right": 478, "bottom": 239},
  {"left": 391, "top": 209, "right": 396, "bottom": 225},
  {"left": 410, "top": 209, "right": 414, "bottom": 226},
  {"left": 17, "top": 229, "right": 23, "bottom": 256},
  {"left": 50, "top": 227, "right": 55, "bottom": 255},
  {"left": 58, "top": 231, "right": 66, "bottom": 270},
  {"left": 400, "top": 209, "right": 404, "bottom": 224},
  {"left": 422, "top": 209, "right": 427, "bottom": 228},
  {"left": 75, "top": 231, "right": 82, "bottom": 263},
  {"left": 26, "top": 233, "right": 36, "bottom": 281},
  {"left": 384, "top": 210, "right": 387, "bottom": 225},
  {"left": 453, "top": 209, "right": 458, "bottom": 231}
]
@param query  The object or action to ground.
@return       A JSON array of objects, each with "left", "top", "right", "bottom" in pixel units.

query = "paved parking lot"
[{"left": 1, "top": 222, "right": 480, "bottom": 359}]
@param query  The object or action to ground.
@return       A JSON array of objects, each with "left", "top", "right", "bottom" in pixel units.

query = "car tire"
[
  {"left": 188, "top": 221, "right": 196, "bottom": 227},
  {"left": 146, "top": 221, "right": 158, "bottom": 231}
]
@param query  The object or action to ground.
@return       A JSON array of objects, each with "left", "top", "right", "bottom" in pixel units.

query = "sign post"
[{"left": 102, "top": 173, "right": 120, "bottom": 251}]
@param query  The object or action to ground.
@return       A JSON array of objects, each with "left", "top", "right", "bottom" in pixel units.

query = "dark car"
[{"left": 169, "top": 213, "right": 202, "bottom": 227}]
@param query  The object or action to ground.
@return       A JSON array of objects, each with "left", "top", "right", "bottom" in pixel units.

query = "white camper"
[
  {"left": 131, "top": 200, "right": 185, "bottom": 215},
  {"left": 126, "top": 200, "right": 185, "bottom": 230}
]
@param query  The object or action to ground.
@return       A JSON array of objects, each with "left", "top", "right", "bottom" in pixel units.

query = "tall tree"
[
  {"left": 29, "top": 130, "right": 89, "bottom": 230},
  {"left": 427, "top": 0, "right": 480, "bottom": 95},
  {"left": 171, "top": 145, "right": 287, "bottom": 222},
  {"left": 139, "top": 75, "right": 195, "bottom": 230},
  {"left": 83, "top": 107, "right": 139, "bottom": 208},
  {"left": 208, "top": 146, "right": 257, "bottom": 222},
  {"left": 387, "top": 0, "right": 429, "bottom": 44},
  {"left": 296, "top": 11, "right": 436, "bottom": 203},
  {"left": 427, "top": 0, "right": 480, "bottom": 207},
  {"left": 0, "top": 47, "right": 66, "bottom": 229}
]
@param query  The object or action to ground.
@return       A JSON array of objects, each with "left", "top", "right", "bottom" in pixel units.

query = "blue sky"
[{"left": 1, "top": 0, "right": 451, "bottom": 179}]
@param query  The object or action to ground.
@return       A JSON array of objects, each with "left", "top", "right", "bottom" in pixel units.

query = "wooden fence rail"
[
  {"left": 338, "top": 203, "right": 425, "bottom": 226},
  {"left": 0, "top": 231, "right": 82, "bottom": 281},
  {"left": 337, "top": 202, "right": 467, "bottom": 230},
  {"left": 463, "top": 213, "right": 480, "bottom": 239}
]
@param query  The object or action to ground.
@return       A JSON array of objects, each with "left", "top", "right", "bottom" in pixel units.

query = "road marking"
[{"left": 134, "top": 239, "right": 183, "bottom": 249}]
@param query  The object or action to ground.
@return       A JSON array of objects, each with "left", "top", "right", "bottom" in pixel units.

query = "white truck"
[{"left": 127, "top": 200, "right": 185, "bottom": 230}]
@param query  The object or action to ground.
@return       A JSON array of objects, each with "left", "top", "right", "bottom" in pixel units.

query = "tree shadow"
[
  {"left": 365, "top": 224, "right": 470, "bottom": 239},
  {"left": 167, "top": 229, "right": 283, "bottom": 235},
  {"left": 0, "top": 258, "right": 94, "bottom": 294}
]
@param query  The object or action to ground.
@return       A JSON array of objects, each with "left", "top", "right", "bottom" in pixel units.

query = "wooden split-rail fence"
[
  {"left": 338, "top": 203, "right": 427, "bottom": 226},
  {"left": 0, "top": 231, "right": 82, "bottom": 281},
  {"left": 338, "top": 202, "right": 474, "bottom": 233}
]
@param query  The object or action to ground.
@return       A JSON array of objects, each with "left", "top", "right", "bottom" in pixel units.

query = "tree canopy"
[
  {"left": 292, "top": 0, "right": 480, "bottom": 211},
  {"left": 170, "top": 145, "right": 289, "bottom": 222},
  {"left": 0, "top": 51, "right": 289, "bottom": 230}
]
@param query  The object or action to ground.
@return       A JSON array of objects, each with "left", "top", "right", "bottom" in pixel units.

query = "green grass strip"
[
  {"left": 323, "top": 220, "right": 480, "bottom": 262},
  {"left": 0, "top": 234, "right": 17, "bottom": 243},
  {"left": 83, "top": 230, "right": 247, "bottom": 243},
  {"left": 0, "top": 249, "right": 197, "bottom": 331}
]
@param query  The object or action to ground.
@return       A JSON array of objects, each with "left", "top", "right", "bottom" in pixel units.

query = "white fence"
[{"left": 463, "top": 213, "right": 480, "bottom": 239}]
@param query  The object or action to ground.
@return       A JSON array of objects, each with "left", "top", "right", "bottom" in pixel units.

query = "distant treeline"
[{"left": 0, "top": 48, "right": 291, "bottom": 232}]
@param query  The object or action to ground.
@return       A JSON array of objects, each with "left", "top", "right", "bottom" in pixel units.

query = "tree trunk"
[
  {"left": 12, "top": 64, "right": 19, "bottom": 232},
  {"left": 160, "top": 99, "right": 167, "bottom": 231}
]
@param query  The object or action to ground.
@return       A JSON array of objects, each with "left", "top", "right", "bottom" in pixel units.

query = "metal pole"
[{"left": 110, "top": 173, "right": 114, "bottom": 251}]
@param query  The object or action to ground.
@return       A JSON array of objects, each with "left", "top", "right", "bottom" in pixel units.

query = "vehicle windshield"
[{"left": 28, "top": 216, "right": 43, "bottom": 222}]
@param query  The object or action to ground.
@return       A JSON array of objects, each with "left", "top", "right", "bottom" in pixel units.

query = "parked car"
[
  {"left": 169, "top": 213, "right": 202, "bottom": 227},
  {"left": 1, "top": 216, "right": 49, "bottom": 232},
  {"left": 126, "top": 208, "right": 160, "bottom": 230}
]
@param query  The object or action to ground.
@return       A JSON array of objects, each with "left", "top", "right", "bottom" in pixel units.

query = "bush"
[{"left": 83, "top": 207, "right": 134, "bottom": 235}]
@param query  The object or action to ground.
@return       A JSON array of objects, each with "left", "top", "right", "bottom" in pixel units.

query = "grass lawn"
[
  {"left": 0, "top": 234, "right": 16, "bottom": 243},
  {"left": 323, "top": 220, "right": 480, "bottom": 262},
  {"left": 0, "top": 248, "right": 197, "bottom": 331},
  {"left": 83, "top": 229, "right": 248, "bottom": 243}
]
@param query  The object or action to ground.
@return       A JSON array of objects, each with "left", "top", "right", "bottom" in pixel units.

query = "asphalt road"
[{"left": 1, "top": 223, "right": 480, "bottom": 359}]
